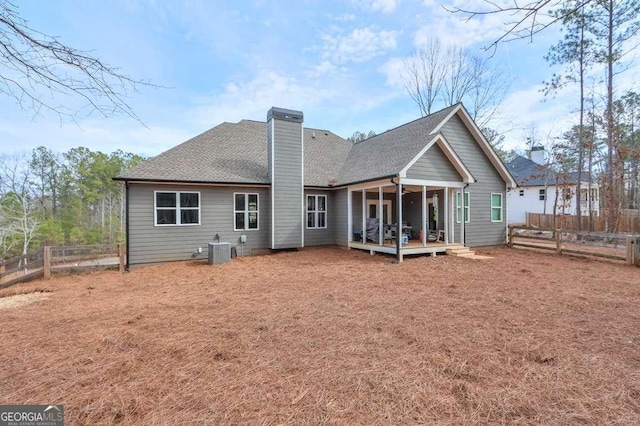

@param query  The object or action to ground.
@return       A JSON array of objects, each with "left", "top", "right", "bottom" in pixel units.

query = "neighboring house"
[
  {"left": 506, "top": 146, "right": 600, "bottom": 225},
  {"left": 115, "top": 103, "right": 516, "bottom": 266}
]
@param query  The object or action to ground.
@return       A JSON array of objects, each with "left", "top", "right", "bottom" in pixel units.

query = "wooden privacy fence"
[
  {"left": 1, "top": 244, "right": 125, "bottom": 288},
  {"left": 509, "top": 226, "right": 640, "bottom": 266},
  {"left": 526, "top": 212, "right": 640, "bottom": 234}
]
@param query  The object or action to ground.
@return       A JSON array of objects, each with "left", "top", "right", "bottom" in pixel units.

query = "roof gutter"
[
  {"left": 331, "top": 174, "right": 398, "bottom": 189},
  {"left": 125, "top": 181, "right": 130, "bottom": 272},
  {"left": 112, "top": 177, "right": 271, "bottom": 187}
]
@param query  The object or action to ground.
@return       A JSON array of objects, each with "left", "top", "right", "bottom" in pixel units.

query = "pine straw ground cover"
[{"left": 0, "top": 247, "right": 639, "bottom": 424}]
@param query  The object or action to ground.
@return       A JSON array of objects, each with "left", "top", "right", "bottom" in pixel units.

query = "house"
[
  {"left": 505, "top": 146, "right": 600, "bottom": 225},
  {"left": 115, "top": 103, "right": 516, "bottom": 266}
]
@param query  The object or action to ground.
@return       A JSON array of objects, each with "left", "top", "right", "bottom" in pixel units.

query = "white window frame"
[
  {"left": 519, "top": 189, "right": 524, "bottom": 197},
  {"left": 539, "top": 188, "right": 546, "bottom": 201},
  {"left": 154, "top": 191, "right": 200, "bottom": 226},
  {"left": 366, "top": 199, "right": 392, "bottom": 223},
  {"left": 455, "top": 191, "right": 470, "bottom": 224},
  {"left": 491, "top": 193, "right": 503, "bottom": 223},
  {"left": 306, "top": 194, "right": 327, "bottom": 229},
  {"left": 234, "top": 192, "right": 260, "bottom": 231}
]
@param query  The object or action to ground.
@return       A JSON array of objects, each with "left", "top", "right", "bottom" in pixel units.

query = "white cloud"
[
  {"left": 491, "top": 83, "right": 575, "bottom": 151},
  {"left": 320, "top": 27, "right": 399, "bottom": 64},
  {"left": 0, "top": 117, "right": 193, "bottom": 157},
  {"left": 190, "top": 71, "right": 340, "bottom": 126},
  {"left": 371, "top": 0, "right": 399, "bottom": 13},
  {"left": 379, "top": 56, "right": 406, "bottom": 88},
  {"left": 327, "top": 12, "right": 357, "bottom": 22},
  {"left": 413, "top": 10, "right": 507, "bottom": 49},
  {"left": 311, "top": 60, "right": 339, "bottom": 77}
]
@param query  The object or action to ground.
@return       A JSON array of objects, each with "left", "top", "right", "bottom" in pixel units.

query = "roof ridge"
[
  {"left": 353, "top": 103, "right": 460, "bottom": 145},
  {"left": 237, "top": 119, "right": 344, "bottom": 136}
]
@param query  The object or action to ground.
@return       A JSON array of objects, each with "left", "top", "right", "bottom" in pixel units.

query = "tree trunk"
[{"left": 605, "top": 0, "right": 617, "bottom": 233}]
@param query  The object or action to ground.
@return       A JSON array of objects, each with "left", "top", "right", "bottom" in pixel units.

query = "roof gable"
[
  {"left": 400, "top": 133, "right": 474, "bottom": 183},
  {"left": 336, "top": 105, "right": 459, "bottom": 185},
  {"left": 434, "top": 104, "right": 516, "bottom": 187}
]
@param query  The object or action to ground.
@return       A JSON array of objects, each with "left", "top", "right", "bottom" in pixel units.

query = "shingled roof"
[
  {"left": 506, "top": 155, "right": 555, "bottom": 187},
  {"left": 117, "top": 120, "right": 352, "bottom": 187},
  {"left": 117, "top": 104, "right": 501, "bottom": 187},
  {"left": 337, "top": 105, "right": 458, "bottom": 184},
  {"left": 506, "top": 155, "right": 597, "bottom": 187}
]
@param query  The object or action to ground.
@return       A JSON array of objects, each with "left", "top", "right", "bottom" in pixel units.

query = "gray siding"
[
  {"left": 269, "top": 119, "right": 303, "bottom": 249},
  {"left": 332, "top": 189, "right": 348, "bottom": 246},
  {"left": 350, "top": 190, "right": 396, "bottom": 240},
  {"left": 406, "top": 143, "right": 463, "bottom": 182},
  {"left": 402, "top": 189, "right": 445, "bottom": 240},
  {"left": 402, "top": 192, "right": 422, "bottom": 239},
  {"left": 304, "top": 189, "right": 334, "bottom": 246},
  {"left": 128, "top": 183, "right": 270, "bottom": 265},
  {"left": 441, "top": 115, "right": 506, "bottom": 246}
]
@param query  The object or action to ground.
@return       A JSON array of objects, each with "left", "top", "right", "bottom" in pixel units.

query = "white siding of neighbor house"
[
  {"left": 440, "top": 115, "right": 506, "bottom": 247},
  {"left": 128, "top": 183, "right": 270, "bottom": 265},
  {"left": 507, "top": 186, "right": 557, "bottom": 225},
  {"left": 507, "top": 184, "right": 600, "bottom": 224}
]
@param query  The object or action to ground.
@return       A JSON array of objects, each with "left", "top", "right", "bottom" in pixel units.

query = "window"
[
  {"left": 155, "top": 191, "right": 200, "bottom": 226},
  {"left": 491, "top": 193, "right": 503, "bottom": 222},
  {"left": 539, "top": 189, "right": 546, "bottom": 201},
  {"left": 519, "top": 190, "right": 524, "bottom": 197},
  {"left": 234, "top": 193, "right": 259, "bottom": 230},
  {"left": 563, "top": 187, "right": 572, "bottom": 200},
  {"left": 455, "top": 191, "right": 470, "bottom": 223},
  {"left": 306, "top": 194, "right": 327, "bottom": 229}
]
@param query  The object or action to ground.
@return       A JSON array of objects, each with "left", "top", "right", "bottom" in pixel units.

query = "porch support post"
[
  {"left": 461, "top": 186, "right": 465, "bottom": 246},
  {"left": 378, "top": 186, "right": 383, "bottom": 246},
  {"left": 362, "top": 189, "right": 366, "bottom": 243},
  {"left": 347, "top": 188, "right": 353, "bottom": 243},
  {"left": 444, "top": 187, "right": 449, "bottom": 245},
  {"left": 396, "top": 180, "right": 403, "bottom": 262},
  {"left": 422, "top": 185, "right": 427, "bottom": 247}
]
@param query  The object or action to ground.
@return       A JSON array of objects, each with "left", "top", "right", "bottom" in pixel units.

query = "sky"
[{"left": 0, "top": 0, "right": 638, "bottom": 158}]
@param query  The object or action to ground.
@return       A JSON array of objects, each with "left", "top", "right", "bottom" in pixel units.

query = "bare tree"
[
  {"left": 446, "top": 1, "right": 593, "bottom": 52},
  {"left": 0, "top": 154, "right": 38, "bottom": 258},
  {"left": 401, "top": 36, "right": 509, "bottom": 127},
  {"left": 0, "top": 208, "right": 19, "bottom": 259},
  {"left": 402, "top": 37, "right": 445, "bottom": 117},
  {"left": 0, "top": 0, "right": 159, "bottom": 122}
]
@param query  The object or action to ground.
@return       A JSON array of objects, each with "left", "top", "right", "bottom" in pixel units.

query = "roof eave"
[{"left": 432, "top": 104, "right": 517, "bottom": 188}]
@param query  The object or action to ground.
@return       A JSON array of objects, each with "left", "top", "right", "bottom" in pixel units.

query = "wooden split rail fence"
[
  {"left": 0, "top": 244, "right": 125, "bottom": 288},
  {"left": 509, "top": 226, "right": 640, "bottom": 266}
]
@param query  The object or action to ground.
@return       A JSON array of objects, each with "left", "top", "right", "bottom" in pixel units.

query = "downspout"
[
  {"left": 396, "top": 179, "right": 401, "bottom": 262},
  {"left": 125, "top": 181, "right": 130, "bottom": 272},
  {"left": 463, "top": 182, "right": 470, "bottom": 245}
]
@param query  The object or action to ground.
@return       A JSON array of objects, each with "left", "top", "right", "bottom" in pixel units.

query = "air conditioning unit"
[{"left": 208, "top": 242, "right": 231, "bottom": 265}]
